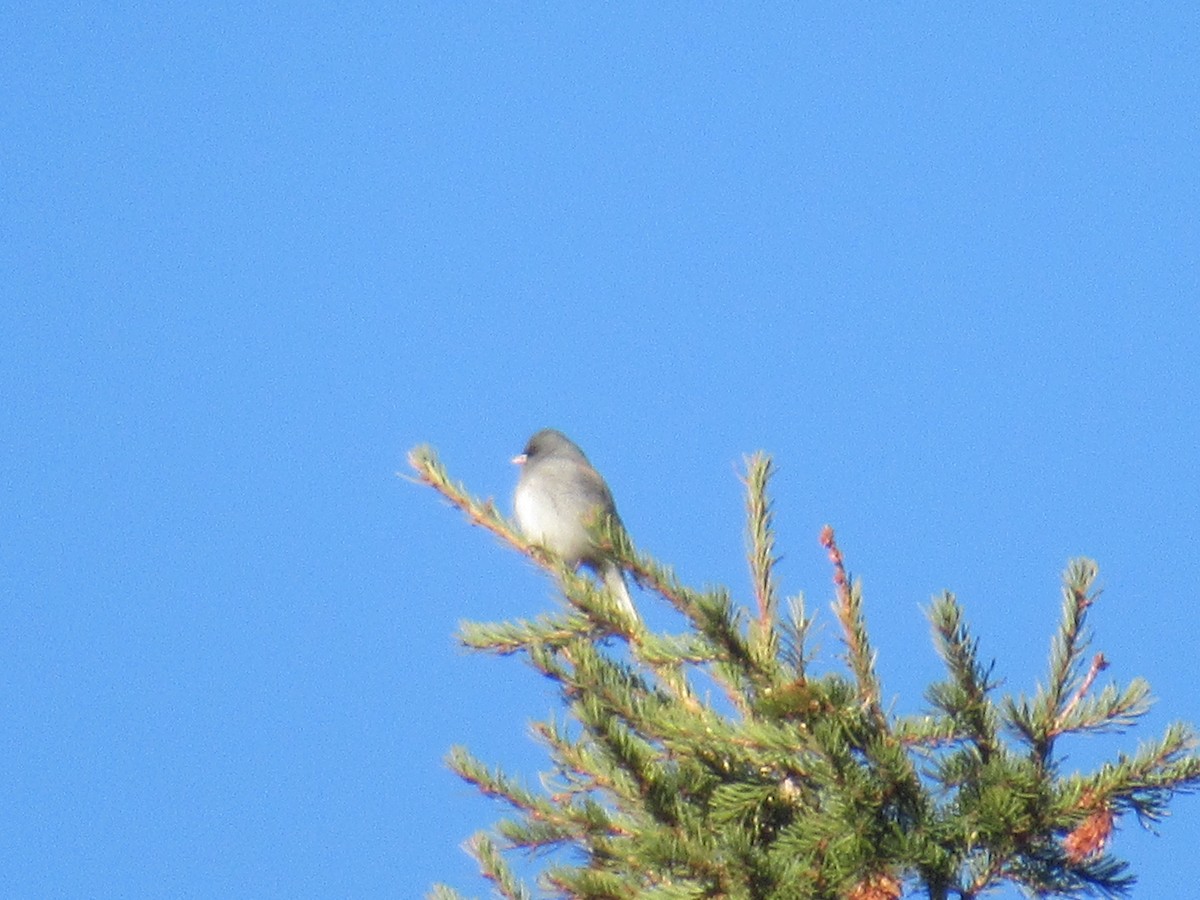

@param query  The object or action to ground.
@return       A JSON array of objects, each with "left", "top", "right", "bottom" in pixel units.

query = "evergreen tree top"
[{"left": 409, "top": 444, "right": 1200, "bottom": 900}]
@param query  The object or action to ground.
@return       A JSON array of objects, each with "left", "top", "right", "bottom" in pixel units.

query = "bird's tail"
[{"left": 602, "top": 563, "right": 639, "bottom": 622}]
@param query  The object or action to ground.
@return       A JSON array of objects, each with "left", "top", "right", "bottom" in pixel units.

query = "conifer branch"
[
  {"left": 465, "top": 832, "right": 531, "bottom": 900},
  {"left": 408, "top": 446, "right": 644, "bottom": 642},
  {"left": 927, "top": 592, "right": 999, "bottom": 757},
  {"left": 744, "top": 451, "right": 780, "bottom": 632},
  {"left": 410, "top": 443, "right": 1200, "bottom": 898},
  {"left": 458, "top": 611, "right": 596, "bottom": 655},
  {"left": 1039, "top": 560, "right": 1101, "bottom": 751},
  {"left": 619, "top": 561, "right": 759, "bottom": 713},
  {"left": 426, "top": 884, "right": 470, "bottom": 900},
  {"left": 1080, "top": 723, "right": 1200, "bottom": 824},
  {"left": 1003, "top": 560, "right": 1108, "bottom": 763},
  {"left": 1054, "top": 678, "right": 1152, "bottom": 737},
  {"left": 407, "top": 445, "right": 530, "bottom": 558},
  {"left": 778, "top": 592, "right": 814, "bottom": 680},
  {"left": 1056, "top": 652, "right": 1110, "bottom": 729},
  {"left": 447, "top": 745, "right": 561, "bottom": 818},
  {"left": 529, "top": 719, "right": 640, "bottom": 819},
  {"left": 821, "top": 526, "right": 884, "bottom": 727}
]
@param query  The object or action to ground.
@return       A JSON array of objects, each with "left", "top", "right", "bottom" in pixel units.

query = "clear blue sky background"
[{"left": 4, "top": 4, "right": 1198, "bottom": 897}]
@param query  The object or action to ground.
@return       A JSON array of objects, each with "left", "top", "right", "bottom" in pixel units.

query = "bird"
[{"left": 512, "top": 429, "right": 637, "bottom": 620}]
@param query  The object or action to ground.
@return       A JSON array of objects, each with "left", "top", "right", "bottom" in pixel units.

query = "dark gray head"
[{"left": 517, "top": 429, "right": 589, "bottom": 465}]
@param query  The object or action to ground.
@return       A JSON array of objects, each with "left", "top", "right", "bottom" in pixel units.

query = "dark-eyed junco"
[{"left": 512, "top": 429, "right": 637, "bottom": 620}]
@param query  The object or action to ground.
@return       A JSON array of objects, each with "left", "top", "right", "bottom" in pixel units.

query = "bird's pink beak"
[{"left": 511, "top": 454, "right": 527, "bottom": 465}]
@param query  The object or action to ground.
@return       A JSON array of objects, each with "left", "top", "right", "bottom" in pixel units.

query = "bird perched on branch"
[{"left": 512, "top": 429, "right": 637, "bottom": 620}]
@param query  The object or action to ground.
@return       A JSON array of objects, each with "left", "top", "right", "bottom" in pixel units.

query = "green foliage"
[{"left": 409, "top": 446, "right": 1200, "bottom": 899}]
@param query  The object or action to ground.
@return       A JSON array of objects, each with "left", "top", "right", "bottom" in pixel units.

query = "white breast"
[{"left": 514, "top": 467, "right": 596, "bottom": 566}]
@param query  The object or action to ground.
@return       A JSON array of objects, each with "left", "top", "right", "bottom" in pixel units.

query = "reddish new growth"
[
  {"left": 820, "top": 524, "right": 847, "bottom": 588},
  {"left": 1056, "top": 653, "right": 1110, "bottom": 731},
  {"left": 1063, "top": 797, "right": 1115, "bottom": 863},
  {"left": 847, "top": 872, "right": 902, "bottom": 900}
]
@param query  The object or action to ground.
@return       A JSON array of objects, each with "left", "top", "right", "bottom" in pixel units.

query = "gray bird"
[{"left": 512, "top": 429, "right": 637, "bottom": 619}]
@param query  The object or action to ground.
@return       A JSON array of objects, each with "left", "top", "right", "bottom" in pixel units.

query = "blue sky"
[{"left": 4, "top": 4, "right": 1198, "bottom": 897}]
